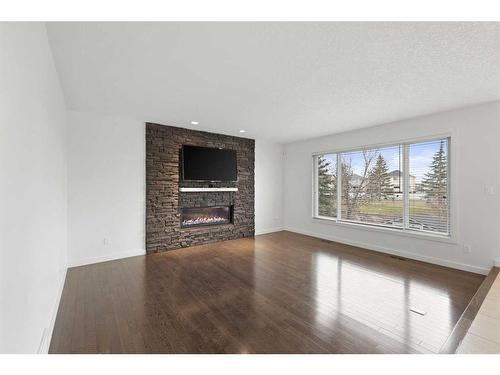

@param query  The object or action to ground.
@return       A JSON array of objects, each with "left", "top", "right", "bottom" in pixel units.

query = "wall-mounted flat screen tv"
[{"left": 182, "top": 145, "right": 237, "bottom": 181}]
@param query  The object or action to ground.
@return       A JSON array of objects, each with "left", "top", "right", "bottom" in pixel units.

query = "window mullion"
[
  {"left": 313, "top": 155, "right": 318, "bottom": 217},
  {"left": 337, "top": 153, "right": 342, "bottom": 220},
  {"left": 403, "top": 144, "right": 409, "bottom": 229}
]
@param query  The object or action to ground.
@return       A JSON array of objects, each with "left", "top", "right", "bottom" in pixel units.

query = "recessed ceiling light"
[
  {"left": 239, "top": 130, "right": 246, "bottom": 133},
  {"left": 191, "top": 121, "right": 199, "bottom": 125}
]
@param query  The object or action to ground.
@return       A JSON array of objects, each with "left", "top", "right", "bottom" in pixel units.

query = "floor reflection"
[
  {"left": 51, "top": 232, "right": 480, "bottom": 354},
  {"left": 313, "top": 252, "right": 342, "bottom": 328},
  {"left": 312, "top": 250, "right": 452, "bottom": 352}
]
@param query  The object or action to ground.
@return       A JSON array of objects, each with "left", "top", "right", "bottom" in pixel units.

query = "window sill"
[{"left": 312, "top": 215, "right": 457, "bottom": 244}]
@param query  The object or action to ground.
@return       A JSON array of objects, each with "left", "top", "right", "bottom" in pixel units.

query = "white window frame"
[{"left": 312, "top": 134, "right": 455, "bottom": 243}]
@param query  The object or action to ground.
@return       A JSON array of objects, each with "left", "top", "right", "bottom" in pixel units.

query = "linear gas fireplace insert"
[{"left": 181, "top": 206, "right": 234, "bottom": 228}]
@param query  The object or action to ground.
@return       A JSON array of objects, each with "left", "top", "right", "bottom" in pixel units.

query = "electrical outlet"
[
  {"left": 103, "top": 238, "right": 110, "bottom": 246},
  {"left": 463, "top": 244, "right": 472, "bottom": 254},
  {"left": 484, "top": 186, "right": 495, "bottom": 195}
]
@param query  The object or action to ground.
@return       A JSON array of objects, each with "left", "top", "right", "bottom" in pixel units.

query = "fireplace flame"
[{"left": 182, "top": 215, "right": 229, "bottom": 227}]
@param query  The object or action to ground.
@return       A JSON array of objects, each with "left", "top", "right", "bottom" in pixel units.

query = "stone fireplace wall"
[{"left": 145, "top": 123, "right": 255, "bottom": 253}]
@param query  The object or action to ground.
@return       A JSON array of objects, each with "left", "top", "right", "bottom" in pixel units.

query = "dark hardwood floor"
[{"left": 49, "top": 231, "right": 484, "bottom": 354}]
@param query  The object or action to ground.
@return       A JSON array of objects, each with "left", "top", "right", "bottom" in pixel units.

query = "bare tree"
[{"left": 341, "top": 150, "right": 378, "bottom": 218}]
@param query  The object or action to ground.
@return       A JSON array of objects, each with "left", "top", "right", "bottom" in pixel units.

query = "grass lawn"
[
  {"left": 319, "top": 197, "right": 447, "bottom": 222},
  {"left": 354, "top": 199, "right": 445, "bottom": 217}
]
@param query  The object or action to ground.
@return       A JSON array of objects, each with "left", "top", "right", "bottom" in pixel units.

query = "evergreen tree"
[
  {"left": 367, "top": 154, "right": 393, "bottom": 200},
  {"left": 422, "top": 140, "right": 447, "bottom": 216},
  {"left": 317, "top": 156, "right": 336, "bottom": 217}
]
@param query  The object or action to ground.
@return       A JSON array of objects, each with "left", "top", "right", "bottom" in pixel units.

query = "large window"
[{"left": 314, "top": 137, "right": 450, "bottom": 236}]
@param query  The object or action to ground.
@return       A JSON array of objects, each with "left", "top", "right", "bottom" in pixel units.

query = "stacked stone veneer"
[{"left": 145, "top": 123, "right": 255, "bottom": 253}]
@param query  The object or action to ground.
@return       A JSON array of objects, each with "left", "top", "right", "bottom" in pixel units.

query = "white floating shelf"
[{"left": 179, "top": 187, "right": 238, "bottom": 192}]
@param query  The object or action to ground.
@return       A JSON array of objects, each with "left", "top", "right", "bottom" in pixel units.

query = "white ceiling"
[{"left": 46, "top": 22, "right": 500, "bottom": 143}]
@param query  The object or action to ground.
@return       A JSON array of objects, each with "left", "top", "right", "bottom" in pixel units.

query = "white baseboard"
[
  {"left": 39, "top": 266, "right": 67, "bottom": 354},
  {"left": 69, "top": 249, "right": 146, "bottom": 268},
  {"left": 494, "top": 260, "right": 500, "bottom": 267},
  {"left": 255, "top": 227, "right": 284, "bottom": 235},
  {"left": 284, "top": 227, "right": 490, "bottom": 275}
]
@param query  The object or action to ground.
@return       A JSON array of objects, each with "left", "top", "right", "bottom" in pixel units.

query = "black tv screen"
[{"left": 182, "top": 145, "right": 237, "bottom": 181}]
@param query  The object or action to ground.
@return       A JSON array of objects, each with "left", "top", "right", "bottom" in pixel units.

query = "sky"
[{"left": 322, "top": 139, "right": 447, "bottom": 183}]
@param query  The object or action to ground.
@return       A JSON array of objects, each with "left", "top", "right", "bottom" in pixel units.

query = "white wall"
[
  {"left": 0, "top": 24, "right": 68, "bottom": 353},
  {"left": 284, "top": 102, "right": 500, "bottom": 274},
  {"left": 67, "top": 111, "right": 145, "bottom": 267},
  {"left": 255, "top": 140, "right": 284, "bottom": 234}
]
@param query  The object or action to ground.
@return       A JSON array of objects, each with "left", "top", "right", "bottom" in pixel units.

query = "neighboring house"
[
  {"left": 341, "top": 171, "right": 416, "bottom": 194},
  {"left": 388, "top": 170, "right": 416, "bottom": 193},
  {"left": 351, "top": 173, "right": 364, "bottom": 189}
]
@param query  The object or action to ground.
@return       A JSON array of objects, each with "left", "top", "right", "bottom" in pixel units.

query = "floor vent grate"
[{"left": 410, "top": 307, "right": 427, "bottom": 316}]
